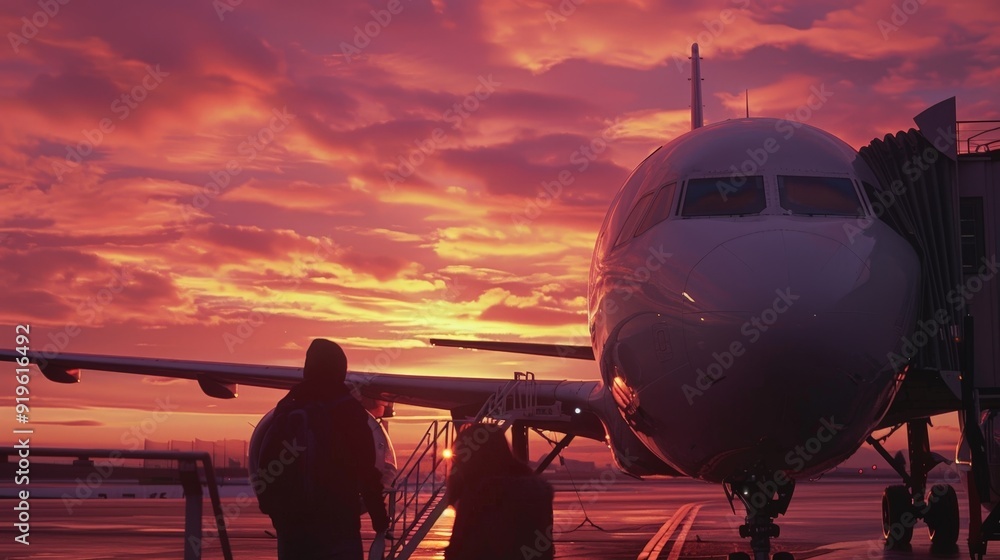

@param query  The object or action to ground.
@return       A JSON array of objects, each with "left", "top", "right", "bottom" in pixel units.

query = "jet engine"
[{"left": 248, "top": 406, "right": 398, "bottom": 489}]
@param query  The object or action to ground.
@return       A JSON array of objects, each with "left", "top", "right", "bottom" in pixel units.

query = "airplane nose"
[
  {"left": 613, "top": 226, "right": 919, "bottom": 480},
  {"left": 684, "top": 229, "right": 868, "bottom": 313},
  {"left": 681, "top": 229, "right": 911, "bottom": 385},
  {"left": 666, "top": 228, "right": 916, "bottom": 476}
]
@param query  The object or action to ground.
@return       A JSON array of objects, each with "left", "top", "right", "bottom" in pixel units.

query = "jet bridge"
[
  {"left": 858, "top": 104, "right": 1000, "bottom": 396},
  {"left": 954, "top": 120, "right": 1000, "bottom": 390},
  {"left": 859, "top": 98, "right": 964, "bottom": 379},
  {"left": 859, "top": 98, "right": 1000, "bottom": 390},
  {"left": 952, "top": 116, "right": 1000, "bottom": 560},
  {"left": 859, "top": 98, "right": 1000, "bottom": 558}
]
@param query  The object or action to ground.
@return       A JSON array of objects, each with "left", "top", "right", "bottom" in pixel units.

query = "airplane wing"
[
  {"left": 429, "top": 338, "right": 595, "bottom": 360},
  {"left": 0, "top": 349, "right": 608, "bottom": 440}
]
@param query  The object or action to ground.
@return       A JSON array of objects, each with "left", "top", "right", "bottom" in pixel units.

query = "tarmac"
[{"left": 3, "top": 478, "right": 984, "bottom": 559}]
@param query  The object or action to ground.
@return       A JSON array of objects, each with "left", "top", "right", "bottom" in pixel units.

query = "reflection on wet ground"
[{"left": 6, "top": 479, "right": 974, "bottom": 559}]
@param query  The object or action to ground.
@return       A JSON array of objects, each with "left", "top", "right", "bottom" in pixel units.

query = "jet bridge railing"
[
  {"left": 0, "top": 447, "right": 233, "bottom": 560},
  {"left": 957, "top": 120, "right": 1000, "bottom": 154}
]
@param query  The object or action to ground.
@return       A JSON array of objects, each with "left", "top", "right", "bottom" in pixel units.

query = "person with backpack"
[{"left": 252, "top": 338, "right": 390, "bottom": 559}]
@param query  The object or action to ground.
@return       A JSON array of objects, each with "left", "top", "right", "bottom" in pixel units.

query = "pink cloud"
[{"left": 0, "top": 0, "right": 991, "bottom": 457}]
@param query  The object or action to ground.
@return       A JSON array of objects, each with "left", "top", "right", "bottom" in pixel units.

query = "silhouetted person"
[
  {"left": 445, "top": 423, "right": 555, "bottom": 560},
  {"left": 254, "top": 338, "right": 390, "bottom": 560}
]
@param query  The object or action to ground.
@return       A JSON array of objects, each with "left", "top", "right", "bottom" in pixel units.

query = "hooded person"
[
  {"left": 258, "top": 338, "right": 390, "bottom": 560},
  {"left": 444, "top": 423, "right": 554, "bottom": 560}
]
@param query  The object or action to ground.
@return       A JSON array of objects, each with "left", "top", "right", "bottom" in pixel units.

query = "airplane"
[{"left": 1, "top": 44, "right": 975, "bottom": 560}]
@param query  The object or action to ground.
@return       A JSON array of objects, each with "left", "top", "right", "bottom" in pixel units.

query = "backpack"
[{"left": 252, "top": 394, "right": 352, "bottom": 516}]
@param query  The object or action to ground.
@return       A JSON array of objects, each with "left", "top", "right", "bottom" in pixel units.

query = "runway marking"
[
  {"left": 665, "top": 504, "right": 701, "bottom": 560},
  {"left": 637, "top": 502, "right": 703, "bottom": 560}
]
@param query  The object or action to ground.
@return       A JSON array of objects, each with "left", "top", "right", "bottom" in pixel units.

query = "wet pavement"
[{"left": 4, "top": 479, "right": 980, "bottom": 559}]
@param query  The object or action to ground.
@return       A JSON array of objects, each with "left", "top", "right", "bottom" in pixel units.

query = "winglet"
[{"left": 690, "top": 43, "right": 703, "bottom": 130}]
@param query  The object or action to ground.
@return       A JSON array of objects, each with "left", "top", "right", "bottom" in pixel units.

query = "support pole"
[
  {"left": 961, "top": 314, "right": 991, "bottom": 502},
  {"left": 179, "top": 459, "right": 203, "bottom": 560},
  {"left": 906, "top": 419, "right": 932, "bottom": 509},
  {"left": 511, "top": 423, "right": 529, "bottom": 463},
  {"left": 969, "top": 471, "right": 985, "bottom": 559},
  {"left": 959, "top": 313, "right": 997, "bottom": 558},
  {"left": 534, "top": 434, "right": 574, "bottom": 475},
  {"left": 202, "top": 453, "right": 234, "bottom": 560},
  {"left": 866, "top": 435, "right": 912, "bottom": 487}
]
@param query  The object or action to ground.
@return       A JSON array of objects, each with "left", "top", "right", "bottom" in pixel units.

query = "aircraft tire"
[
  {"left": 882, "top": 484, "right": 913, "bottom": 548},
  {"left": 925, "top": 484, "right": 959, "bottom": 553}
]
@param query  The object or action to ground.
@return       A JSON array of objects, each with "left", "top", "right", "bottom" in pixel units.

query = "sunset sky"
[{"left": 1, "top": 0, "right": 996, "bottom": 464}]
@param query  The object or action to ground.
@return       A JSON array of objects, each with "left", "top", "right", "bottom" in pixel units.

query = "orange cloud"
[{"left": 0, "top": 0, "right": 989, "bottom": 457}]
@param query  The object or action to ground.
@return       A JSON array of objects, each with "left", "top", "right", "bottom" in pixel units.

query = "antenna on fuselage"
[{"left": 690, "top": 43, "right": 704, "bottom": 130}]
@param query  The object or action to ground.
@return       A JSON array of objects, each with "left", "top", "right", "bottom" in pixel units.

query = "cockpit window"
[
  {"left": 614, "top": 191, "right": 654, "bottom": 247},
  {"left": 635, "top": 182, "right": 676, "bottom": 235},
  {"left": 681, "top": 176, "right": 766, "bottom": 217},
  {"left": 778, "top": 176, "right": 864, "bottom": 216}
]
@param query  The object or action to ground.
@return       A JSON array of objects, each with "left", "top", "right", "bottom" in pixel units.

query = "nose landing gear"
[{"left": 725, "top": 473, "right": 796, "bottom": 560}]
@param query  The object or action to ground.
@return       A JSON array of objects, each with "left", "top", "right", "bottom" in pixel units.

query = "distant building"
[
  {"left": 534, "top": 455, "right": 597, "bottom": 474},
  {"left": 143, "top": 439, "right": 248, "bottom": 470}
]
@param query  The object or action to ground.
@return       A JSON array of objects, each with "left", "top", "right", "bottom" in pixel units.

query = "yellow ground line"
[
  {"left": 637, "top": 502, "right": 697, "bottom": 560},
  {"left": 664, "top": 504, "right": 702, "bottom": 560}
]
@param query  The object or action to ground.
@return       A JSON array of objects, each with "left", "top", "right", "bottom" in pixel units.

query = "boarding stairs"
[{"left": 383, "top": 372, "right": 566, "bottom": 559}]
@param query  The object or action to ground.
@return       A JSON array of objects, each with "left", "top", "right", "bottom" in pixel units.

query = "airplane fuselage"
[{"left": 588, "top": 118, "right": 920, "bottom": 483}]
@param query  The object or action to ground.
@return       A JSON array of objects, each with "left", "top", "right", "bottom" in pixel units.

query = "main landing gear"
[
  {"left": 725, "top": 472, "right": 796, "bottom": 560},
  {"left": 868, "top": 418, "right": 960, "bottom": 554}
]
